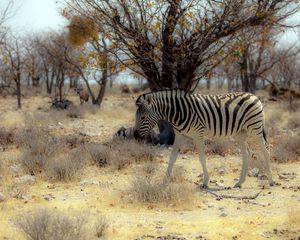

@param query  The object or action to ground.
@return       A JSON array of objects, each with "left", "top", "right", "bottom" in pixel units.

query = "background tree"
[
  {"left": 64, "top": 0, "right": 299, "bottom": 92},
  {"left": 65, "top": 15, "right": 124, "bottom": 106},
  {"left": 1, "top": 34, "right": 25, "bottom": 108}
]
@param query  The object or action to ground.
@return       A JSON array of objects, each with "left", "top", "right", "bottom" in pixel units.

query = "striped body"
[
  {"left": 135, "top": 89, "right": 274, "bottom": 188},
  {"left": 136, "top": 89, "right": 265, "bottom": 140}
]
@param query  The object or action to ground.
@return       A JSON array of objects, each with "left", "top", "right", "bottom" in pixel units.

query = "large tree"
[{"left": 64, "top": 0, "right": 299, "bottom": 91}]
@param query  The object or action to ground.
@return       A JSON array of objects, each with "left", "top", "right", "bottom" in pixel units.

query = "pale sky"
[
  {"left": 0, "top": 0, "right": 67, "bottom": 34},
  {"left": 0, "top": 0, "right": 299, "bottom": 44}
]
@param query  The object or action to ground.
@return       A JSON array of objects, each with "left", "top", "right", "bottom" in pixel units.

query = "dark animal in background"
[
  {"left": 114, "top": 122, "right": 174, "bottom": 146},
  {"left": 74, "top": 87, "right": 89, "bottom": 104}
]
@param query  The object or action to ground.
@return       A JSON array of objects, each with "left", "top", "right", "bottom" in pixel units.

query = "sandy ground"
[{"left": 0, "top": 91, "right": 299, "bottom": 240}]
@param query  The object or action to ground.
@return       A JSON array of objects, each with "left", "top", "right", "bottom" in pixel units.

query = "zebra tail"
[{"left": 263, "top": 128, "right": 269, "bottom": 150}]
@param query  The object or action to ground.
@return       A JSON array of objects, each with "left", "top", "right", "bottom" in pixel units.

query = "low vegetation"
[
  {"left": 130, "top": 175, "right": 194, "bottom": 204},
  {"left": 16, "top": 208, "right": 108, "bottom": 240},
  {"left": 0, "top": 127, "right": 15, "bottom": 150},
  {"left": 46, "top": 148, "right": 87, "bottom": 181},
  {"left": 273, "top": 134, "right": 300, "bottom": 163},
  {"left": 86, "top": 139, "right": 156, "bottom": 170},
  {"left": 205, "top": 139, "right": 236, "bottom": 157}
]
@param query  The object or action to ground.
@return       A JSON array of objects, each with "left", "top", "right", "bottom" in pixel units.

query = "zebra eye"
[{"left": 141, "top": 116, "right": 146, "bottom": 120}]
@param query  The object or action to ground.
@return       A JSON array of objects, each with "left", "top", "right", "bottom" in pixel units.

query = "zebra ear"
[{"left": 145, "top": 94, "right": 153, "bottom": 106}]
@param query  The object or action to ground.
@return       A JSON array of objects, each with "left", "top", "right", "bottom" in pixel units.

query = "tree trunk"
[
  {"left": 93, "top": 68, "right": 108, "bottom": 105},
  {"left": 15, "top": 77, "right": 21, "bottom": 109}
]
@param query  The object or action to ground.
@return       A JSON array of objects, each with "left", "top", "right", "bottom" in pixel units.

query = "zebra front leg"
[
  {"left": 163, "top": 134, "right": 184, "bottom": 184},
  {"left": 196, "top": 140, "right": 209, "bottom": 189},
  {"left": 234, "top": 134, "right": 250, "bottom": 188}
]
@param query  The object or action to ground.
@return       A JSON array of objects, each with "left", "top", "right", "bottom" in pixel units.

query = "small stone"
[
  {"left": 137, "top": 224, "right": 143, "bottom": 228},
  {"left": 80, "top": 180, "right": 99, "bottom": 186},
  {"left": 248, "top": 168, "right": 260, "bottom": 177},
  {"left": 220, "top": 213, "right": 227, "bottom": 217},
  {"left": 218, "top": 168, "right": 226, "bottom": 175},
  {"left": 10, "top": 164, "right": 21, "bottom": 175},
  {"left": 0, "top": 192, "right": 5, "bottom": 202}
]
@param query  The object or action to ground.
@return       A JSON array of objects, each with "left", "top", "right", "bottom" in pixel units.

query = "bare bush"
[
  {"left": 94, "top": 216, "right": 109, "bottom": 238},
  {"left": 66, "top": 106, "right": 86, "bottom": 119},
  {"left": 46, "top": 148, "right": 86, "bottom": 181},
  {"left": 205, "top": 139, "right": 235, "bottom": 156},
  {"left": 20, "top": 128, "right": 60, "bottom": 174},
  {"left": 273, "top": 134, "right": 300, "bottom": 163},
  {"left": 130, "top": 175, "right": 194, "bottom": 204},
  {"left": 86, "top": 143, "right": 112, "bottom": 167},
  {"left": 86, "top": 140, "right": 156, "bottom": 170},
  {"left": 16, "top": 208, "right": 108, "bottom": 240},
  {"left": 286, "top": 114, "right": 300, "bottom": 130},
  {"left": 0, "top": 127, "right": 15, "bottom": 150},
  {"left": 64, "top": 134, "right": 87, "bottom": 149}
]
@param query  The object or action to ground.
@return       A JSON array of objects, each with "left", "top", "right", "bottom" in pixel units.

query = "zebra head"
[{"left": 134, "top": 93, "right": 159, "bottom": 140}]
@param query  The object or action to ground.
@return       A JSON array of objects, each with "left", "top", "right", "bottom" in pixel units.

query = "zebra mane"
[{"left": 136, "top": 88, "right": 189, "bottom": 106}]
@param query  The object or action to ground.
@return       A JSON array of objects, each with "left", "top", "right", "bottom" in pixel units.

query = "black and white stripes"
[{"left": 135, "top": 89, "right": 274, "bottom": 188}]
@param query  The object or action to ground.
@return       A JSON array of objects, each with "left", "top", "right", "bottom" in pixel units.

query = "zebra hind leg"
[
  {"left": 234, "top": 133, "right": 251, "bottom": 188},
  {"left": 195, "top": 140, "right": 209, "bottom": 189},
  {"left": 257, "top": 136, "right": 275, "bottom": 186}
]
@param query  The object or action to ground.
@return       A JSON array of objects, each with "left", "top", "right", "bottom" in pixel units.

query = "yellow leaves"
[
  {"left": 153, "top": 21, "right": 161, "bottom": 30},
  {"left": 67, "top": 15, "right": 99, "bottom": 47}
]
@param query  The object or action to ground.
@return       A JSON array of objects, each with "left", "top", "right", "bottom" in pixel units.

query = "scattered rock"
[
  {"left": 218, "top": 168, "right": 226, "bottom": 175},
  {"left": 220, "top": 213, "right": 227, "bottom": 217},
  {"left": 10, "top": 164, "right": 22, "bottom": 175},
  {"left": 80, "top": 179, "right": 99, "bottom": 186},
  {"left": 0, "top": 192, "right": 5, "bottom": 202},
  {"left": 43, "top": 194, "right": 55, "bottom": 201},
  {"left": 248, "top": 168, "right": 260, "bottom": 177}
]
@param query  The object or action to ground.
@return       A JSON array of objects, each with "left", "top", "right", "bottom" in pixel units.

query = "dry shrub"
[
  {"left": 86, "top": 143, "right": 112, "bottom": 167},
  {"left": 265, "top": 105, "right": 286, "bottom": 128},
  {"left": 20, "top": 128, "right": 60, "bottom": 174},
  {"left": 0, "top": 127, "right": 15, "bottom": 148},
  {"left": 66, "top": 106, "right": 86, "bottom": 119},
  {"left": 46, "top": 149, "right": 86, "bottom": 181},
  {"left": 286, "top": 113, "right": 300, "bottom": 129},
  {"left": 142, "top": 161, "right": 158, "bottom": 175},
  {"left": 273, "top": 134, "right": 300, "bottom": 163},
  {"left": 130, "top": 175, "right": 194, "bottom": 204},
  {"left": 64, "top": 134, "right": 87, "bottom": 149},
  {"left": 16, "top": 208, "right": 108, "bottom": 240},
  {"left": 205, "top": 139, "right": 235, "bottom": 156},
  {"left": 288, "top": 206, "right": 300, "bottom": 231},
  {"left": 86, "top": 140, "right": 156, "bottom": 170}
]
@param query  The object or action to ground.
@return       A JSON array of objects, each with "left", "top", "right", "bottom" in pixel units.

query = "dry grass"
[
  {"left": 0, "top": 127, "right": 15, "bottom": 150},
  {"left": 286, "top": 113, "right": 300, "bottom": 130},
  {"left": 20, "top": 128, "right": 60, "bottom": 174},
  {"left": 205, "top": 139, "right": 236, "bottom": 156},
  {"left": 46, "top": 148, "right": 87, "bottom": 181},
  {"left": 130, "top": 175, "right": 194, "bottom": 204},
  {"left": 16, "top": 208, "right": 108, "bottom": 240},
  {"left": 287, "top": 206, "right": 300, "bottom": 231},
  {"left": 86, "top": 139, "right": 156, "bottom": 170},
  {"left": 273, "top": 134, "right": 300, "bottom": 163}
]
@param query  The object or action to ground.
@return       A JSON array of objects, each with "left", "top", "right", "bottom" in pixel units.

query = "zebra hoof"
[
  {"left": 233, "top": 183, "right": 242, "bottom": 188},
  {"left": 199, "top": 184, "right": 208, "bottom": 189}
]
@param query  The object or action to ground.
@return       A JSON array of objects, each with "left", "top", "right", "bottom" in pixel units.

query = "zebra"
[{"left": 134, "top": 89, "right": 274, "bottom": 188}]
